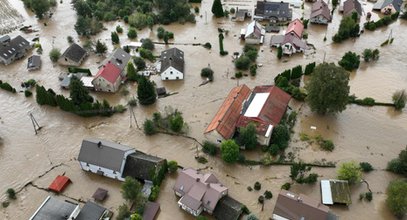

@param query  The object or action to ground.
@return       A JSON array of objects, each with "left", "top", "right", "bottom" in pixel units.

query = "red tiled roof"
[
  {"left": 286, "top": 19, "right": 304, "bottom": 38},
  {"left": 205, "top": 85, "right": 252, "bottom": 139},
  {"left": 236, "top": 86, "right": 291, "bottom": 134},
  {"left": 48, "top": 175, "right": 71, "bottom": 193},
  {"left": 94, "top": 62, "right": 121, "bottom": 84}
]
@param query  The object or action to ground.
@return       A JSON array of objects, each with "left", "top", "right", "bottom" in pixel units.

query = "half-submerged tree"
[
  {"left": 305, "top": 63, "right": 350, "bottom": 114},
  {"left": 137, "top": 77, "right": 157, "bottom": 105},
  {"left": 211, "top": 0, "right": 224, "bottom": 17},
  {"left": 220, "top": 140, "right": 240, "bottom": 163}
]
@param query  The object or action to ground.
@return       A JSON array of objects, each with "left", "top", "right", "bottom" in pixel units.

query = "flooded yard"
[{"left": 0, "top": 0, "right": 406, "bottom": 219}]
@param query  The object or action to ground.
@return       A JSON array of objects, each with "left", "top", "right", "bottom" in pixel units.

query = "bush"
[
  {"left": 338, "top": 51, "right": 360, "bottom": 71},
  {"left": 49, "top": 48, "right": 61, "bottom": 62},
  {"left": 254, "top": 182, "right": 261, "bottom": 191},
  {"left": 387, "top": 159, "right": 403, "bottom": 174},
  {"left": 141, "top": 38, "right": 154, "bottom": 50},
  {"left": 169, "top": 112, "right": 184, "bottom": 133},
  {"left": 281, "top": 183, "right": 291, "bottom": 190},
  {"left": 139, "top": 48, "right": 155, "bottom": 62},
  {"left": 167, "top": 161, "right": 178, "bottom": 173},
  {"left": 365, "top": 192, "right": 373, "bottom": 202},
  {"left": 194, "top": 6, "right": 199, "bottom": 13},
  {"left": 25, "top": 90, "right": 33, "bottom": 97},
  {"left": 250, "top": 64, "right": 257, "bottom": 76},
  {"left": 116, "top": 25, "right": 123, "bottom": 33},
  {"left": 235, "top": 72, "right": 243, "bottom": 78},
  {"left": 111, "top": 31, "right": 120, "bottom": 44},
  {"left": 277, "top": 46, "right": 282, "bottom": 59},
  {"left": 148, "top": 186, "right": 160, "bottom": 201},
  {"left": 201, "top": 67, "right": 214, "bottom": 81},
  {"left": 127, "top": 28, "right": 137, "bottom": 39},
  {"left": 0, "top": 82, "right": 16, "bottom": 93},
  {"left": 133, "top": 57, "right": 146, "bottom": 71},
  {"left": 387, "top": 179, "right": 407, "bottom": 218},
  {"left": 202, "top": 141, "right": 217, "bottom": 156},
  {"left": 203, "top": 42, "right": 212, "bottom": 49},
  {"left": 392, "top": 90, "right": 406, "bottom": 110},
  {"left": 360, "top": 162, "right": 374, "bottom": 172},
  {"left": 2, "top": 201, "right": 9, "bottom": 208},
  {"left": 247, "top": 186, "right": 253, "bottom": 191},
  {"left": 241, "top": 205, "right": 250, "bottom": 214},
  {"left": 197, "top": 216, "right": 207, "bottom": 220},
  {"left": 320, "top": 139, "right": 335, "bottom": 151},
  {"left": 114, "top": 105, "right": 126, "bottom": 113},
  {"left": 264, "top": 190, "right": 273, "bottom": 199},
  {"left": 143, "top": 119, "right": 157, "bottom": 135},
  {"left": 6, "top": 188, "right": 16, "bottom": 200},
  {"left": 245, "top": 49, "right": 258, "bottom": 62},
  {"left": 337, "top": 161, "right": 362, "bottom": 184},
  {"left": 230, "top": 8, "right": 235, "bottom": 14},
  {"left": 116, "top": 204, "right": 131, "bottom": 220},
  {"left": 258, "top": 195, "right": 265, "bottom": 204},
  {"left": 67, "top": 36, "right": 74, "bottom": 43},
  {"left": 235, "top": 55, "right": 251, "bottom": 70},
  {"left": 196, "top": 156, "right": 208, "bottom": 164}
]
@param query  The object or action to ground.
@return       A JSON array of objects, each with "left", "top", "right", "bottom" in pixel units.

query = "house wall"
[
  {"left": 161, "top": 66, "right": 184, "bottom": 80},
  {"left": 204, "top": 130, "right": 225, "bottom": 145},
  {"left": 0, "top": 56, "right": 13, "bottom": 65},
  {"left": 178, "top": 199, "right": 203, "bottom": 217},
  {"left": 93, "top": 76, "right": 121, "bottom": 93},
  {"left": 310, "top": 15, "right": 329, "bottom": 24},
  {"left": 258, "top": 134, "right": 271, "bottom": 146},
  {"left": 58, "top": 56, "right": 81, "bottom": 67},
  {"left": 79, "top": 161, "right": 126, "bottom": 181},
  {"left": 381, "top": 4, "right": 396, "bottom": 14},
  {"left": 245, "top": 36, "right": 261, "bottom": 45}
]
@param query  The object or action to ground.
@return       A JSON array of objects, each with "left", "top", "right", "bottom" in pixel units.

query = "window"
[
  {"left": 170, "top": 71, "right": 173, "bottom": 74},
  {"left": 65, "top": 58, "right": 67, "bottom": 62}
]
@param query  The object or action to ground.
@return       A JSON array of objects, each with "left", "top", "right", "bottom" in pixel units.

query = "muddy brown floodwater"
[{"left": 0, "top": 0, "right": 406, "bottom": 219}]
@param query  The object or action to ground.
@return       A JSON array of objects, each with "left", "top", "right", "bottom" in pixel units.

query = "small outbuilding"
[
  {"left": 58, "top": 43, "right": 88, "bottom": 66},
  {"left": 321, "top": 179, "right": 352, "bottom": 205},
  {"left": 48, "top": 175, "right": 71, "bottom": 193},
  {"left": 143, "top": 201, "right": 160, "bottom": 220},
  {"left": 27, "top": 55, "right": 41, "bottom": 71},
  {"left": 92, "top": 188, "right": 108, "bottom": 201}
]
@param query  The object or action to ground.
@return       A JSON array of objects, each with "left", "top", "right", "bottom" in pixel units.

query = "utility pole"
[
  {"left": 129, "top": 106, "right": 139, "bottom": 129},
  {"left": 29, "top": 113, "right": 41, "bottom": 135}
]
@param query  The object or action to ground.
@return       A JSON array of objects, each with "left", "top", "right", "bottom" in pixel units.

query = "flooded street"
[{"left": 0, "top": 0, "right": 406, "bottom": 219}]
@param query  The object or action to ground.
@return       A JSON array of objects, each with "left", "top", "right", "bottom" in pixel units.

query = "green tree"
[
  {"left": 332, "top": 0, "right": 339, "bottom": 8},
  {"left": 143, "top": 119, "right": 157, "bottom": 135},
  {"left": 387, "top": 179, "right": 407, "bottom": 218},
  {"left": 130, "top": 213, "right": 142, "bottom": 220},
  {"left": 111, "top": 32, "right": 120, "bottom": 44},
  {"left": 116, "top": 25, "right": 123, "bottom": 33},
  {"left": 169, "top": 112, "right": 184, "bottom": 133},
  {"left": 360, "top": 162, "right": 374, "bottom": 172},
  {"left": 73, "top": 0, "right": 92, "bottom": 17},
  {"left": 141, "top": 38, "right": 154, "bottom": 50},
  {"left": 126, "top": 62, "right": 139, "bottom": 82},
  {"left": 201, "top": 67, "right": 214, "bottom": 81},
  {"left": 121, "top": 176, "right": 142, "bottom": 203},
  {"left": 137, "top": 77, "right": 157, "bottom": 105},
  {"left": 235, "top": 55, "right": 251, "bottom": 70},
  {"left": 305, "top": 63, "right": 350, "bottom": 114},
  {"left": 338, "top": 51, "right": 360, "bottom": 71},
  {"left": 74, "top": 15, "right": 91, "bottom": 36},
  {"left": 277, "top": 46, "right": 283, "bottom": 59},
  {"left": 290, "top": 162, "right": 318, "bottom": 184},
  {"left": 6, "top": 188, "right": 16, "bottom": 200},
  {"left": 332, "top": 16, "right": 360, "bottom": 43},
  {"left": 387, "top": 146, "right": 407, "bottom": 176},
  {"left": 31, "top": 0, "right": 50, "bottom": 19},
  {"left": 202, "top": 141, "right": 217, "bottom": 156},
  {"left": 116, "top": 204, "right": 131, "bottom": 220},
  {"left": 337, "top": 161, "right": 362, "bottom": 184},
  {"left": 49, "top": 48, "right": 61, "bottom": 62},
  {"left": 69, "top": 77, "right": 93, "bottom": 106},
  {"left": 247, "top": 214, "right": 259, "bottom": 220},
  {"left": 270, "top": 124, "right": 290, "bottom": 150},
  {"left": 127, "top": 28, "right": 138, "bottom": 39},
  {"left": 133, "top": 57, "right": 146, "bottom": 71},
  {"left": 237, "top": 123, "right": 258, "bottom": 150},
  {"left": 211, "top": 0, "right": 224, "bottom": 17},
  {"left": 220, "top": 140, "right": 240, "bottom": 163},
  {"left": 168, "top": 160, "right": 178, "bottom": 173},
  {"left": 304, "top": 62, "right": 316, "bottom": 75},
  {"left": 95, "top": 40, "right": 107, "bottom": 55},
  {"left": 139, "top": 48, "right": 155, "bottom": 62},
  {"left": 392, "top": 90, "right": 406, "bottom": 110}
]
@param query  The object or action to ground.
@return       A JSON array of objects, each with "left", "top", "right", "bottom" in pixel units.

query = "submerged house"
[
  {"left": 29, "top": 196, "right": 80, "bottom": 220},
  {"left": 78, "top": 138, "right": 136, "bottom": 181},
  {"left": 310, "top": 0, "right": 332, "bottom": 24},
  {"left": 58, "top": 43, "right": 88, "bottom": 66},
  {"left": 341, "top": 0, "right": 363, "bottom": 18},
  {"left": 27, "top": 55, "right": 41, "bottom": 71},
  {"left": 233, "top": 9, "right": 250, "bottom": 21},
  {"left": 92, "top": 48, "right": 131, "bottom": 93},
  {"left": 240, "top": 21, "right": 265, "bottom": 44},
  {"left": 373, "top": 0, "right": 402, "bottom": 14},
  {"left": 253, "top": 1, "right": 292, "bottom": 23},
  {"left": 160, "top": 48, "right": 185, "bottom": 80},
  {"left": 270, "top": 19, "right": 308, "bottom": 55},
  {"left": 0, "top": 35, "right": 31, "bottom": 65},
  {"left": 173, "top": 168, "right": 228, "bottom": 217},
  {"left": 205, "top": 85, "right": 291, "bottom": 146},
  {"left": 272, "top": 190, "right": 337, "bottom": 220}
]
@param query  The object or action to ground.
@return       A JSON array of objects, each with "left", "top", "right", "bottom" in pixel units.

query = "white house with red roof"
[
  {"left": 270, "top": 19, "right": 308, "bottom": 55},
  {"left": 92, "top": 61, "right": 122, "bottom": 92},
  {"left": 285, "top": 19, "right": 304, "bottom": 38}
]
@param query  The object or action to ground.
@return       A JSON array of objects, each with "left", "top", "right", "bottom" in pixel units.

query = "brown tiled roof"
[
  {"left": 286, "top": 19, "right": 304, "bottom": 38},
  {"left": 143, "top": 202, "right": 160, "bottom": 220},
  {"left": 311, "top": 0, "right": 332, "bottom": 21},
  {"left": 205, "top": 85, "right": 252, "bottom": 139},
  {"left": 237, "top": 85, "right": 291, "bottom": 135},
  {"left": 273, "top": 190, "right": 333, "bottom": 220}
]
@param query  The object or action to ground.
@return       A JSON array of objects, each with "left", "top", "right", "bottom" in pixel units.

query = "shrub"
[
  {"left": 360, "top": 162, "right": 374, "bottom": 172},
  {"left": 2, "top": 201, "right": 9, "bottom": 208},
  {"left": 264, "top": 190, "right": 273, "bottom": 199},
  {"left": 49, "top": 48, "right": 61, "bottom": 62},
  {"left": 197, "top": 216, "right": 207, "bottom": 220},
  {"left": 201, "top": 67, "right": 214, "bottom": 81},
  {"left": 116, "top": 25, "right": 123, "bottom": 33},
  {"left": 258, "top": 195, "right": 265, "bottom": 204},
  {"left": 338, "top": 51, "right": 360, "bottom": 71},
  {"left": 337, "top": 161, "right": 362, "bottom": 184},
  {"left": 247, "top": 186, "right": 253, "bottom": 191},
  {"left": 277, "top": 46, "right": 282, "bottom": 59},
  {"left": 254, "top": 182, "right": 261, "bottom": 191},
  {"left": 168, "top": 160, "right": 178, "bottom": 173},
  {"left": 25, "top": 90, "right": 33, "bottom": 97},
  {"left": 139, "top": 48, "right": 155, "bottom": 62},
  {"left": 387, "top": 179, "right": 407, "bottom": 218},
  {"left": 116, "top": 204, "right": 131, "bottom": 220},
  {"left": 114, "top": 105, "right": 126, "bottom": 113},
  {"left": 281, "top": 183, "right": 291, "bottom": 190},
  {"left": 241, "top": 205, "right": 250, "bottom": 214},
  {"left": 169, "top": 112, "right": 184, "bottom": 133},
  {"left": 203, "top": 42, "right": 212, "bottom": 49},
  {"left": 6, "top": 188, "right": 16, "bottom": 200},
  {"left": 230, "top": 7, "right": 235, "bottom": 14},
  {"left": 320, "top": 139, "right": 335, "bottom": 151},
  {"left": 235, "top": 55, "right": 251, "bottom": 70},
  {"left": 202, "top": 141, "right": 217, "bottom": 156},
  {"left": 392, "top": 90, "right": 406, "bottom": 110},
  {"left": 250, "top": 64, "right": 257, "bottom": 76},
  {"left": 127, "top": 28, "right": 137, "bottom": 39},
  {"left": 194, "top": 6, "right": 199, "bottom": 13},
  {"left": 245, "top": 49, "right": 258, "bottom": 62},
  {"left": 148, "top": 185, "right": 160, "bottom": 201},
  {"left": 133, "top": 57, "right": 146, "bottom": 71},
  {"left": 196, "top": 156, "right": 208, "bottom": 164},
  {"left": 141, "top": 38, "right": 154, "bottom": 50},
  {"left": 111, "top": 32, "right": 120, "bottom": 44},
  {"left": 365, "top": 192, "right": 373, "bottom": 202},
  {"left": 0, "top": 82, "right": 16, "bottom": 93},
  {"left": 67, "top": 36, "right": 74, "bottom": 43},
  {"left": 143, "top": 119, "right": 157, "bottom": 135},
  {"left": 235, "top": 72, "right": 243, "bottom": 78}
]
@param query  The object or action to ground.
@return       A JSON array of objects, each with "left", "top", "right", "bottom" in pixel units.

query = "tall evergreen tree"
[
  {"left": 137, "top": 77, "right": 157, "bottom": 105},
  {"left": 111, "top": 32, "right": 120, "bottom": 44},
  {"left": 69, "top": 77, "right": 93, "bottom": 106},
  {"left": 211, "top": 0, "right": 224, "bottom": 17},
  {"left": 95, "top": 40, "right": 107, "bottom": 55}
]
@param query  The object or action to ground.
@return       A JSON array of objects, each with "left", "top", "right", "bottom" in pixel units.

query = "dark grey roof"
[
  {"left": 156, "top": 87, "right": 167, "bottom": 96},
  {"left": 213, "top": 196, "right": 243, "bottom": 220},
  {"left": 27, "top": 55, "right": 41, "bottom": 69},
  {"left": 343, "top": 0, "right": 362, "bottom": 16},
  {"left": 0, "top": 35, "right": 10, "bottom": 43},
  {"left": 236, "top": 9, "right": 249, "bottom": 19},
  {"left": 160, "top": 48, "right": 185, "bottom": 73},
  {"left": 0, "top": 35, "right": 30, "bottom": 60},
  {"left": 373, "top": 0, "right": 402, "bottom": 11},
  {"left": 30, "top": 196, "right": 78, "bottom": 220},
  {"left": 266, "top": 24, "right": 280, "bottom": 33},
  {"left": 61, "top": 43, "right": 87, "bottom": 63},
  {"left": 255, "top": 1, "right": 292, "bottom": 20},
  {"left": 78, "top": 138, "right": 135, "bottom": 172},
  {"left": 106, "top": 48, "right": 131, "bottom": 71},
  {"left": 122, "top": 151, "right": 165, "bottom": 181},
  {"left": 76, "top": 201, "right": 106, "bottom": 220}
]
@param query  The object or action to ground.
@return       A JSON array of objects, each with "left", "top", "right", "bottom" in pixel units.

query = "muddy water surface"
[{"left": 0, "top": 0, "right": 406, "bottom": 219}]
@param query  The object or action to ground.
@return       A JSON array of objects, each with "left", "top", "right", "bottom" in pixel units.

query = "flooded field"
[
  {"left": 0, "top": 0, "right": 406, "bottom": 219},
  {"left": 0, "top": 0, "right": 24, "bottom": 34}
]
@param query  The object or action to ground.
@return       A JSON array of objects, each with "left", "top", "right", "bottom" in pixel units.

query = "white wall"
[
  {"left": 161, "top": 66, "right": 184, "bottom": 80},
  {"left": 92, "top": 76, "right": 121, "bottom": 93},
  {"left": 79, "top": 161, "right": 126, "bottom": 181},
  {"left": 310, "top": 15, "right": 329, "bottom": 24}
]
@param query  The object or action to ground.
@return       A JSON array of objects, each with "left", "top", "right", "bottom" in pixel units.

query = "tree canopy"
[
  {"left": 95, "top": 40, "right": 107, "bottom": 54},
  {"left": 237, "top": 123, "right": 258, "bottom": 150},
  {"left": 337, "top": 161, "right": 362, "bottom": 184},
  {"left": 69, "top": 77, "right": 93, "bottom": 106},
  {"left": 387, "top": 179, "right": 407, "bottom": 218},
  {"left": 392, "top": 90, "right": 406, "bottom": 111},
  {"left": 211, "top": 0, "right": 224, "bottom": 17},
  {"left": 137, "top": 77, "right": 157, "bottom": 105},
  {"left": 220, "top": 140, "right": 240, "bottom": 163},
  {"left": 121, "top": 176, "right": 143, "bottom": 203},
  {"left": 332, "top": 16, "right": 360, "bottom": 43},
  {"left": 387, "top": 146, "right": 407, "bottom": 176},
  {"left": 338, "top": 51, "right": 360, "bottom": 71},
  {"left": 305, "top": 63, "right": 350, "bottom": 114}
]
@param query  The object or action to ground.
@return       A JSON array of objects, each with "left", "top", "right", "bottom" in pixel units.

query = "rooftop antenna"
[{"left": 29, "top": 112, "right": 42, "bottom": 135}]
